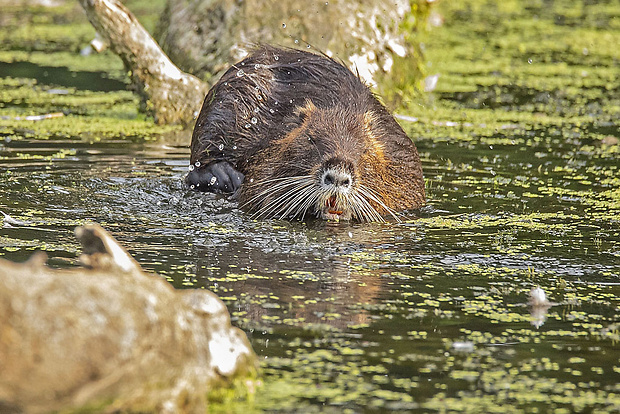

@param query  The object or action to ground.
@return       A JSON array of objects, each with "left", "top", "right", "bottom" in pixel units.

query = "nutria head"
[{"left": 239, "top": 100, "right": 424, "bottom": 222}]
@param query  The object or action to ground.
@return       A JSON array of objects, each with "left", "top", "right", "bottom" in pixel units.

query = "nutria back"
[{"left": 187, "top": 45, "right": 425, "bottom": 221}]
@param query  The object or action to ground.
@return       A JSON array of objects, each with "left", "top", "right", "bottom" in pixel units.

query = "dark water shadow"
[{"left": 0, "top": 61, "right": 127, "bottom": 92}]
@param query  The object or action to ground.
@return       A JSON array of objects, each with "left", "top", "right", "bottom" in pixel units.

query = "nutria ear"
[{"left": 293, "top": 99, "right": 317, "bottom": 121}]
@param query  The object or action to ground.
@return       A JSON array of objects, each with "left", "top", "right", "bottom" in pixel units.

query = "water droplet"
[
  {"left": 424, "top": 74, "right": 439, "bottom": 92},
  {"left": 251, "top": 117, "right": 258, "bottom": 124},
  {"left": 269, "top": 108, "right": 275, "bottom": 114},
  {"left": 289, "top": 99, "right": 293, "bottom": 103},
  {"left": 209, "top": 177, "right": 217, "bottom": 185},
  {"left": 527, "top": 58, "right": 533, "bottom": 64},
  {"left": 250, "top": 178, "right": 255, "bottom": 183},
  {"left": 188, "top": 165, "right": 195, "bottom": 171},
  {"left": 223, "top": 82, "right": 228, "bottom": 86},
  {"left": 194, "top": 161, "right": 201, "bottom": 167},
  {"left": 282, "top": 23, "right": 286, "bottom": 28},
  {"left": 307, "top": 45, "right": 311, "bottom": 49},
  {"left": 254, "top": 64, "right": 260, "bottom": 69},
  {"left": 190, "top": 185, "right": 195, "bottom": 189},
  {"left": 254, "top": 107, "right": 260, "bottom": 113},
  {"left": 257, "top": 94, "right": 263, "bottom": 101},
  {"left": 274, "top": 55, "right": 279, "bottom": 61},
  {"left": 294, "top": 39, "right": 299, "bottom": 44},
  {"left": 236, "top": 69, "right": 244, "bottom": 77},
  {"left": 245, "top": 123, "right": 251, "bottom": 128},
  {"left": 233, "top": 145, "right": 237, "bottom": 150}
]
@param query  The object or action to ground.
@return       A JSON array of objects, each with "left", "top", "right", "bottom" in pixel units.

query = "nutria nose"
[{"left": 322, "top": 171, "right": 352, "bottom": 188}]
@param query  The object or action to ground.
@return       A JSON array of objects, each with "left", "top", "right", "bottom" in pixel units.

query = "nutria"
[{"left": 187, "top": 45, "right": 425, "bottom": 221}]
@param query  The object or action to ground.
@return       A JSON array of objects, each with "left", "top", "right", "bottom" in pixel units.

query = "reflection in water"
[
  {"left": 193, "top": 237, "right": 387, "bottom": 330},
  {"left": 528, "top": 286, "right": 554, "bottom": 329}
]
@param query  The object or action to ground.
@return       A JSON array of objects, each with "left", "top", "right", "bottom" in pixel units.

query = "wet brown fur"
[{"left": 189, "top": 45, "right": 425, "bottom": 221}]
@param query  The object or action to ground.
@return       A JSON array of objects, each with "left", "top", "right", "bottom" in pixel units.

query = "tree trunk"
[
  {"left": 78, "top": 0, "right": 209, "bottom": 126},
  {"left": 155, "top": 0, "right": 434, "bottom": 92}
]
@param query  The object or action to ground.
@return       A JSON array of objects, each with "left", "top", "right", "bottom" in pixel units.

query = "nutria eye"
[{"left": 323, "top": 173, "right": 335, "bottom": 186}]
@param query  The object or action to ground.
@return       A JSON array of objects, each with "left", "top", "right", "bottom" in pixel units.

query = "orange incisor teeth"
[{"left": 327, "top": 196, "right": 343, "bottom": 215}]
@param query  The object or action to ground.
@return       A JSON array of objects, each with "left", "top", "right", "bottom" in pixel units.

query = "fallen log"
[{"left": 0, "top": 224, "right": 257, "bottom": 413}]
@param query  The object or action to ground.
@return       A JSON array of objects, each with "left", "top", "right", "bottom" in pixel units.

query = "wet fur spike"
[{"left": 187, "top": 45, "right": 425, "bottom": 222}]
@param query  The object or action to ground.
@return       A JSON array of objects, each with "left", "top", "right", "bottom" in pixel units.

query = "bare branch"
[{"left": 78, "top": 0, "right": 209, "bottom": 125}]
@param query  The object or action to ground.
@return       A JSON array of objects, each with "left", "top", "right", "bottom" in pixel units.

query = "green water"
[{"left": 0, "top": 0, "right": 619, "bottom": 412}]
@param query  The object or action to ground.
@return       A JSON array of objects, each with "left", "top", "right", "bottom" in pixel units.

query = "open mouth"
[
  {"left": 326, "top": 196, "right": 343, "bottom": 216},
  {"left": 323, "top": 196, "right": 347, "bottom": 221}
]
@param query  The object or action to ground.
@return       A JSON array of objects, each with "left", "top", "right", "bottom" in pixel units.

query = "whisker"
[
  {"left": 271, "top": 184, "right": 314, "bottom": 218},
  {"left": 240, "top": 175, "right": 313, "bottom": 209},
  {"left": 269, "top": 180, "right": 314, "bottom": 209},
  {"left": 357, "top": 185, "right": 401, "bottom": 223},
  {"left": 357, "top": 191, "right": 386, "bottom": 222},
  {"left": 239, "top": 172, "right": 401, "bottom": 223},
  {"left": 352, "top": 193, "right": 383, "bottom": 223},
  {"left": 252, "top": 185, "right": 308, "bottom": 219},
  {"left": 278, "top": 185, "right": 318, "bottom": 219},
  {"left": 292, "top": 189, "right": 321, "bottom": 220},
  {"left": 349, "top": 194, "right": 369, "bottom": 222},
  {"left": 251, "top": 179, "right": 315, "bottom": 219},
  {"left": 251, "top": 175, "right": 314, "bottom": 186}
]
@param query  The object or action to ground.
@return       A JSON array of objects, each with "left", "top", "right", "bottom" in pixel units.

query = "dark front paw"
[{"left": 186, "top": 161, "right": 244, "bottom": 194}]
